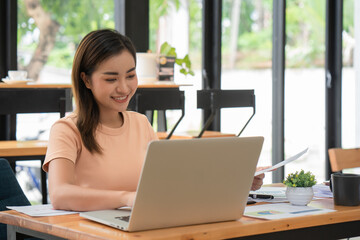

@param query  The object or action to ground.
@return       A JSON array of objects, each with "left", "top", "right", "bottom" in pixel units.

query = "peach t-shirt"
[{"left": 42, "top": 111, "right": 158, "bottom": 191}]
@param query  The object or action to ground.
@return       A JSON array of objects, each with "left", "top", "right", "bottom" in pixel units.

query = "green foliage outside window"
[
  {"left": 17, "top": 0, "right": 355, "bottom": 74},
  {"left": 18, "top": 0, "right": 114, "bottom": 70}
]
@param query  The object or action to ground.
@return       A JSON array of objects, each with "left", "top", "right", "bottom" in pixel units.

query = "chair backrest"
[
  {"left": 134, "top": 89, "right": 185, "bottom": 112},
  {"left": 196, "top": 89, "right": 255, "bottom": 137},
  {"left": 328, "top": 148, "right": 360, "bottom": 172},
  {"left": 0, "top": 158, "right": 30, "bottom": 239},
  {"left": 197, "top": 89, "right": 255, "bottom": 109},
  {"left": 132, "top": 89, "right": 185, "bottom": 139}
]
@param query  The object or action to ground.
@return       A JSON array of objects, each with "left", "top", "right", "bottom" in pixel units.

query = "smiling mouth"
[{"left": 112, "top": 95, "right": 128, "bottom": 102}]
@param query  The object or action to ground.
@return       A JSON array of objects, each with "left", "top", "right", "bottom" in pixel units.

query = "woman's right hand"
[{"left": 125, "top": 192, "right": 137, "bottom": 207}]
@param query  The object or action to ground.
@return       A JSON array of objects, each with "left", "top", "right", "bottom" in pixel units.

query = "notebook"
[{"left": 80, "top": 136, "right": 264, "bottom": 232}]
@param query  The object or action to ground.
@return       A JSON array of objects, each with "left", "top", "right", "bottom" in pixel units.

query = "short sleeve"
[{"left": 42, "top": 118, "right": 82, "bottom": 172}]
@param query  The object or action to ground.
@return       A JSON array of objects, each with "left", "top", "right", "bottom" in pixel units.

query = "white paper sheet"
[
  {"left": 244, "top": 203, "right": 335, "bottom": 220},
  {"left": 255, "top": 148, "right": 308, "bottom": 176},
  {"left": 313, "top": 184, "right": 333, "bottom": 198},
  {"left": 7, "top": 204, "right": 78, "bottom": 217}
]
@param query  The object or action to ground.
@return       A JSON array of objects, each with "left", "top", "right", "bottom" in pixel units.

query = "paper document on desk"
[
  {"left": 245, "top": 203, "right": 335, "bottom": 220},
  {"left": 313, "top": 184, "right": 333, "bottom": 198},
  {"left": 255, "top": 148, "right": 308, "bottom": 176},
  {"left": 7, "top": 204, "right": 78, "bottom": 217}
]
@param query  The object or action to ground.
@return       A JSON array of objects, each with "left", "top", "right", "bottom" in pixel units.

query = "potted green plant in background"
[
  {"left": 283, "top": 170, "right": 317, "bottom": 206},
  {"left": 158, "top": 42, "right": 194, "bottom": 81}
]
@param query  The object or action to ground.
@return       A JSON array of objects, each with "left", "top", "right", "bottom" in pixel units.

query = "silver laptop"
[{"left": 80, "top": 136, "right": 264, "bottom": 232}]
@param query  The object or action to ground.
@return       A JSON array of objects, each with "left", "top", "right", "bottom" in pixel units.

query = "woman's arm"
[{"left": 48, "top": 158, "right": 136, "bottom": 211}]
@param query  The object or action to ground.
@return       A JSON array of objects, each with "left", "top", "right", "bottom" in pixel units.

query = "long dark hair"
[{"left": 72, "top": 29, "right": 137, "bottom": 153}]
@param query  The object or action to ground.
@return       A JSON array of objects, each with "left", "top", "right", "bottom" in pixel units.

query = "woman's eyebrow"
[
  {"left": 102, "top": 67, "right": 135, "bottom": 75},
  {"left": 127, "top": 67, "right": 136, "bottom": 73},
  {"left": 102, "top": 72, "right": 119, "bottom": 75}
]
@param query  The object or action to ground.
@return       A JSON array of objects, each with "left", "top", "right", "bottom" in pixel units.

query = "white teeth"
[{"left": 113, "top": 96, "right": 127, "bottom": 100}]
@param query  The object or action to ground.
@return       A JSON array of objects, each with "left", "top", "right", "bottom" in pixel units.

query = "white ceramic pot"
[{"left": 286, "top": 187, "right": 314, "bottom": 206}]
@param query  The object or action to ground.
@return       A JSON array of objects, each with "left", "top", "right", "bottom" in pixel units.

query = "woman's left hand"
[{"left": 251, "top": 166, "right": 270, "bottom": 191}]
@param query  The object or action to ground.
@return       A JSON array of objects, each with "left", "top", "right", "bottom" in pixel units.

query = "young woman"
[{"left": 43, "top": 29, "right": 266, "bottom": 211}]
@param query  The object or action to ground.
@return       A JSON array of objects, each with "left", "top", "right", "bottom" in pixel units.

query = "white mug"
[{"left": 8, "top": 70, "right": 28, "bottom": 80}]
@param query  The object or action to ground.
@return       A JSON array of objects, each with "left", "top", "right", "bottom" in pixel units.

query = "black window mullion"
[
  {"left": 0, "top": 0, "right": 17, "bottom": 140},
  {"left": 115, "top": 0, "right": 149, "bottom": 52},
  {"left": 202, "top": 0, "right": 222, "bottom": 131},
  {"left": 0, "top": 0, "right": 17, "bottom": 78},
  {"left": 325, "top": 0, "right": 343, "bottom": 179}
]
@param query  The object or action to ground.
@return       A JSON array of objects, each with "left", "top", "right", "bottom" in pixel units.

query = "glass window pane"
[
  {"left": 16, "top": 0, "right": 114, "bottom": 139},
  {"left": 342, "top": 0, "right": 356, "bottom": 148},
  {"left": 221, "top": 0, "right": 273, "bottom": 183},
  {"left": 17, "top": 0, "right": 115, "bottom": 83},
  {"left": 284, "top": 0, "right": 326, "bottom": 182},
  {"left": 149, "top": 0, "right": 203, "bottom": 133},
  {"left": 342, "top": 0, "right": 360, "bottom": 174}
]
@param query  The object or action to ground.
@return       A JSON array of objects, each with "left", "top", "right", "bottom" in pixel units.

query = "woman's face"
[{"left": 82, "top": 50, "right": 138, "bottom": 116}]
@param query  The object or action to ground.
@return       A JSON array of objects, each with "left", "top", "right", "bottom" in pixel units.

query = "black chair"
[
  {"left": 0, "top": 158, "right": 31, "bottom": 239},
  {"left": 133, "top": 89, "right": 185, "bottom": 139},
  {"left": 197, "top": 89, "right": 255, "bottom": 138}
]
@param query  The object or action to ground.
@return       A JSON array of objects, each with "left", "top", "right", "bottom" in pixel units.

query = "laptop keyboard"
[{"left": 115, "top": 216, "right": 130, "bottom": 222}]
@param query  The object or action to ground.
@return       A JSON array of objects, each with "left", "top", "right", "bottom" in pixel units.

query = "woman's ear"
[{"left": 81, "top": 72, "right": 91, "bottom": 89}]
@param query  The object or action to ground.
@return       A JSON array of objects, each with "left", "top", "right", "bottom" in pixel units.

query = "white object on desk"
[
  {"left": 313, "top": 184, "right": 333, "bottom": 198},
  {"left": 136, "top": 53, "right": 158, "bottom": 83},
  {"left": 255, "top": 148, "right": 309, "bottom": 176},
  {"left": 1, "top": 78, "right": 33, "bottom": 84},
  {"left": 7, "top": 204, "right": 78, "bottom": 217}
]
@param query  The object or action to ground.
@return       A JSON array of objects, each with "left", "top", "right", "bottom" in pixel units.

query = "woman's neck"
[{"left": 99, "top": 112, "right": 124, "bottom": 128}]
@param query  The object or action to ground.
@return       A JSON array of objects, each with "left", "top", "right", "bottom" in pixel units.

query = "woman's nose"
[{"left": 116, "top": 79, "right": 129, "bottom": 93}]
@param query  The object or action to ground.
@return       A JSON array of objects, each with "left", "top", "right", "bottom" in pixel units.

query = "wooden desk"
[
  {"left": 0, "top": 140, "right": 47, "bottom": 157},
  {"left": 0, "top": 198, "right": 360, "bottom": 240}
]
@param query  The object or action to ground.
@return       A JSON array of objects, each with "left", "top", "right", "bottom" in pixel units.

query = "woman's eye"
[
  {"left": 105, "top": 78, "right": 117, "bottom": 82},
  {"left": 127, "top": 74, "right": 135, "bottom": 79}
]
